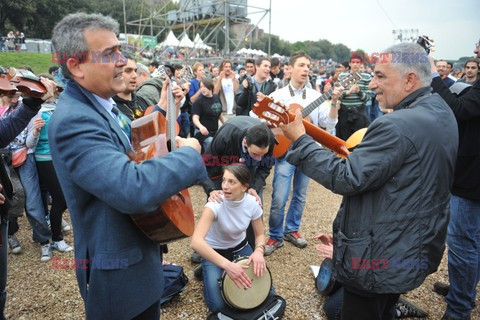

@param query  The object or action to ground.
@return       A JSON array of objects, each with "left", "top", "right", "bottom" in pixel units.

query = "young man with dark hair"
[
  {"left": 457, "top": 58, "right": 479, "bottom": 85},
  {"left": 213, "top": 59, "right": 239, "bottom": 116},
  {"left": 336, "top": 55, "right": 372, "bottom": 140},
  {"left": 265, "top": 51, "right": 343, "bottom": 256},
  {"left": 148, "top": 60, "right": 159, "bottom": 74},
  {"left": 245, "top": 58, "right": 256, "bottom": 76},
  {"left": 112, "top": 58, "right": 145, "bottom": 121},
  {"left": 270, "top": 57, "right": 284, "bottom": 88},
  {"left": 429, "top": 40, "right": 480, "bottom": 320},
  {"left": 235, "top": 57, "right": 276, "bottom": 116}
]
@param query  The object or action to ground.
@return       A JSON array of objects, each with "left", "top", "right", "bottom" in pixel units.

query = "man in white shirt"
[
  {"left": 265, "top": 51, "right": 343, "bottom": 256},
  {"left": 214, "top": 59, "right": 239, "bottom": 116}
]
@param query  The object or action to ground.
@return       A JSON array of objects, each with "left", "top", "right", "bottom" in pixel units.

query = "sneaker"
[
  {"left": 191, "top": 251, "right": 201, "bottom": 264},
  {"left": 264, "top": 238, "right": 284, "bottom": 256},
  {"left": 433, "top": 281, "right": 450, "bottom": 297},
  {"left": 194, "top": 265, "right": 203, "bottom": 280},
  {"left": 40, "top": 243, "right": 52, "bottom": 262},
  {"left": 8, "top": 235, "right": 21, "bottom": 254},
  {"left": 51, "top": 240, "right": 73, "bottom": 252},
  {"left": 395, "top": 297, "right": 428, "bottom": 318},
  {"left": 284, "top": 231, "right": 308, "bottom": 248},
  {"left": 61, "top": 219, "right": 71, "bottom": 232}
]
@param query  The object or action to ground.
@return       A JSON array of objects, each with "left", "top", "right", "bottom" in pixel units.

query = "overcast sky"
[{"left": 247, "top": 0, "right": 479, "bottom": 60}]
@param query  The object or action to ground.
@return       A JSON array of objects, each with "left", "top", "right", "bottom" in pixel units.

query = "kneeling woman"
[{"left": 191, "top": 165, "right": 271, "bottom": 313}]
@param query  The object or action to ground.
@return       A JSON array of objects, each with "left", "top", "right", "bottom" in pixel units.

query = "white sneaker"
[
  {"left": 40, "top": 243, "right": 52, "bottom": 262},
  {"left": 8, "top": 235, "right": 21, "bottom": 254},
  {"left": 51, "top": 240, "right": 73, "bottom": 252},
  {"left": 61, "top": 219, "right": 71, "bottom": 232}
]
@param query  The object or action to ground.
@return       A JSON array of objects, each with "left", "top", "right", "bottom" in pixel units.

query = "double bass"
[{"left": 128, "top": 66, "right": 195, "bottom": 244}]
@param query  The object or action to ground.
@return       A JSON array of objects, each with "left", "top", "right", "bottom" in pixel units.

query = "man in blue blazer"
[{"left": 49, "top": 13, "right": 207, "bottom": 319}]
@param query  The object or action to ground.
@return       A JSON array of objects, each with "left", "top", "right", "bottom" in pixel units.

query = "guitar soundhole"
[{"left": 172, "top": 192, "right": 186, "bottom": 204}]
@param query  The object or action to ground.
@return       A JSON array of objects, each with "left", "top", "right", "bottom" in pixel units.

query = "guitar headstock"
[
  {"left": 178, "top": 65, "right": 194, "bottom": 85},
  {"left": 252, "top": 97, "right": 293, "bottom": 128},
  {"left": 417, "top": 36, "right": 435, "bottom": 54},
  {"left": 338, "top": 72, "right": 362, "bottom": 88},
  {"left": 151, "top": 65, "right": 168, "bottom": 79}
]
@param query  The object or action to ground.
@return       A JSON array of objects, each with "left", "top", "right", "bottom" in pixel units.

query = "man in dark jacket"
[
  {"left": 429, "top": 41, "right": 480, "bottom": 320},
  {"left": 278, "top": 42, "right": 458, "bottom": 320},
  {"left": 202, "top": 116, "right": 276, "bottom": 248},
  {"left": 235, "top": 57, "right": 276, "bottom": 116}
]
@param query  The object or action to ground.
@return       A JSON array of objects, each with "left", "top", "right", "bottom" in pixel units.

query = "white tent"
[
  {"left": 178, "top": 33, "right": 195, "bottom": 48},
  {"left": 237, "top": 47, "right": 249, "bottom": 54},
  {"left": 192, "top": 33, "right": 212, "bottom": 50},
  {"left": 157, "top": 30, "right": 179, "bottom": 49}
]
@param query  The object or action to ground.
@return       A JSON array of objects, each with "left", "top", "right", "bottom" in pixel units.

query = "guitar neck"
[
  {"left": 301, "top": 89, "right": 333, "bottom": 118},
  {"left": 300, "top": 116, "right": 349, "bottom": 158},
  {"left": 167, "top": 83, "right": 177, "bottom": 151}
]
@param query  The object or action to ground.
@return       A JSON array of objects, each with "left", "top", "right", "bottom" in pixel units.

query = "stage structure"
[{"left": 125, "top": 0, "right": 272, "bottom": 59}]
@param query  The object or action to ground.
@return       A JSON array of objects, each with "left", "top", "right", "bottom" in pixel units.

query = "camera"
[{"left": 238, "top": 73, "right": 254, "bottom": 89}]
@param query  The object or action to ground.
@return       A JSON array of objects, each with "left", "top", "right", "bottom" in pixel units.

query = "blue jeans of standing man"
[
  {"left": 268, "top": 157, "right": 309, "bottom": 241},
  {"left": 445, "top": 194, "right": 480, "bottom": 319},
  {"left": 178, "top": 111, "right": 190, "bottom": 138},
  {"left": 16, "top": 154, "right": 51, "bottom": 243}
]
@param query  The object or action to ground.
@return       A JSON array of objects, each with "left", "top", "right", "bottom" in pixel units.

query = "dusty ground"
[{"left": 4, "top": 174, "right": 479, "bottom": 319}]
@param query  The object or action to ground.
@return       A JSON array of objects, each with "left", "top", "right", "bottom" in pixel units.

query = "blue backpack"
[{"left": 161, "top": 264, "right": 189, "bottom": 305}]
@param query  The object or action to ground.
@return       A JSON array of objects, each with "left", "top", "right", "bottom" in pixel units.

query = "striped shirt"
[{"left": 338, "top": 72, "right": 373, "bottom": 108}]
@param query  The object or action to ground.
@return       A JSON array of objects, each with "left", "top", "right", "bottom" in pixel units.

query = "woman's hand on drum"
[
  {"left": 314, "top": 233, "right": 333, "bottom": 259},
  {"left": 248, "top": 251, "right": 266, "bottom": 278},
  {"left": 225, "top": 261, "right": 251, "bottom": 289}
]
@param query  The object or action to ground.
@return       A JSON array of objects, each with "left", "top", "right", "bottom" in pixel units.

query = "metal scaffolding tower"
[{"left": 125, "top": 0, "right": 271, "bottom": 58}]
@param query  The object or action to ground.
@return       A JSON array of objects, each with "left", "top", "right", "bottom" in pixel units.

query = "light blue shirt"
[
  {"left": 92, "top": 94, "right": 118, "bottom": 120},
  {"left": 92, "top": 94, "right": 131, "bottom": 147}
]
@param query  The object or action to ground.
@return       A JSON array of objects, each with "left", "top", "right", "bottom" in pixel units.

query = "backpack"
[
  {"left": 207, "top": 295, "right": 286, "bottom": 320},
  {"left": 160, "top": 264, "right": 189, "bottom": 305}
]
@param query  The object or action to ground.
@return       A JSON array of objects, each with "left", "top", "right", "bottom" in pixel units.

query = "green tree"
[
  {"left": 333, "top": 43, "right": 351, "bottom": 62},
  {"left": 0, "top": 0, "right": 36, "bottom": 35}
]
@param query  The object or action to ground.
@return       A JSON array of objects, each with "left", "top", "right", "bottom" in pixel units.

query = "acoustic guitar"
[
  {"left": 258, "top": 72, "right": 362, "bottom": 158},
  {"left": 128, "top": 66, "right": 195, "bottom": 244}
]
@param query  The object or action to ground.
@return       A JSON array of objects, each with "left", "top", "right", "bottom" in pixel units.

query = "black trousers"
[
  {"left": 342, "top": 287, "right": 399, "bottom": 320},
  {"left": 132, "top": 300, "right": 161, "bottom": 320},
  {"left": 336, "top": 106, "right": 369, "bottom": 141}
]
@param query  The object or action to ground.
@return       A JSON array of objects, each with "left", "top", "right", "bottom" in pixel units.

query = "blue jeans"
[
  {"left": 16, "top": 154, "right": 51, "bottom": 243},
  {"left": 367, "top": 102, "right": 382, "bottom": 123},
  {"left": 178, "top": 111, "right": 190, "bottom": 138},
  {"left": 445, "top": 194, "right": 480, "bottom": 319},
  {"left": 268, "top": 157, "right": 309, "bottom": 241},
  {"left": 201, "top": 243, "right": 273, "bottom": 313},
  {"left": 1, "top": 219, "right": 7, "bottom": 320}
]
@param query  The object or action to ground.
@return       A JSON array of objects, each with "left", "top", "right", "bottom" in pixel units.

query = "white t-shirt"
[
  {"left": 269, "top": 83, "right": 337, "bottom": 133},
  {"left": 221, "top": 78, "right": 235, "bottom": 114},
  {"left": 205, "top": 193, "right": 262, "bottom": 249}
]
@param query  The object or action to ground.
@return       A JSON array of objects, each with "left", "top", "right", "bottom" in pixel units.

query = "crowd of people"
[
  {"left": 0, "top": 11, "right": 479, "bottom": 320},
  {"left": 0, "top": 31, "right": 26, "bottom": 52}
]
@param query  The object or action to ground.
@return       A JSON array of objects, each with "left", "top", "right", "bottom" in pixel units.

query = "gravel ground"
[{"left": 4, "top": 174, "right": 479, "bottom": 319}]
